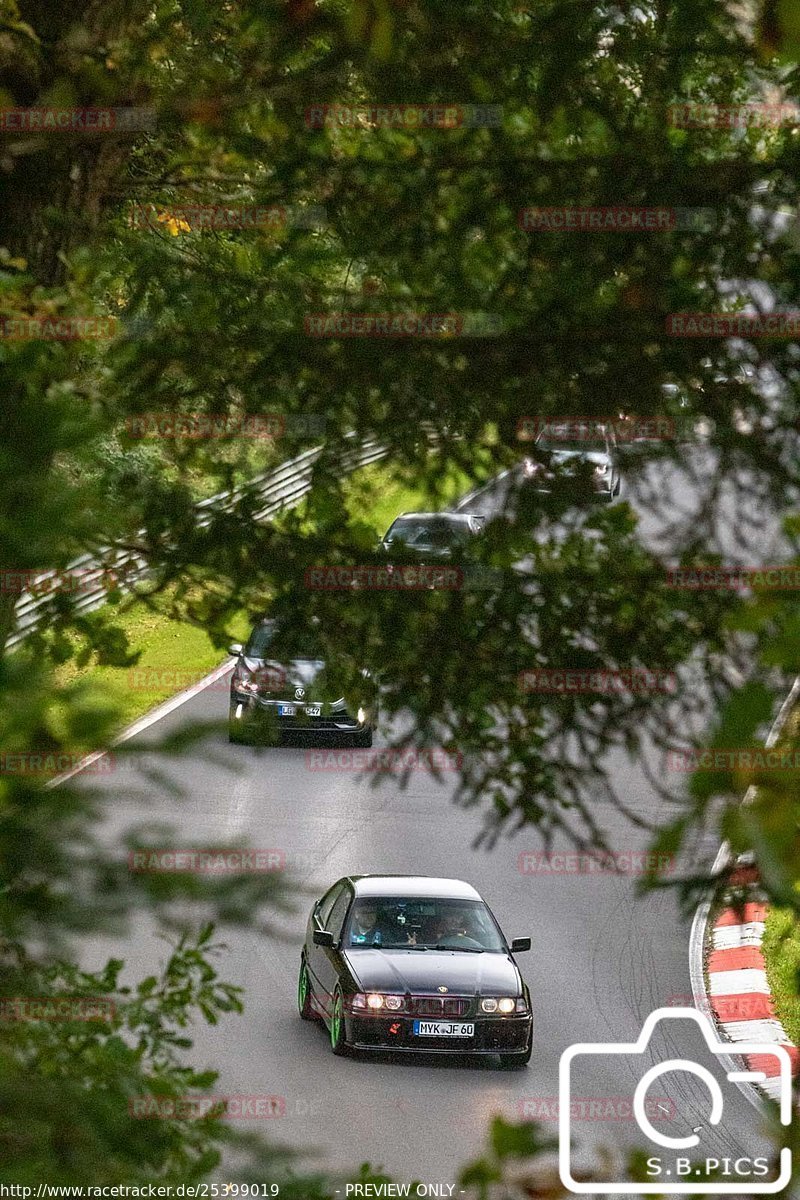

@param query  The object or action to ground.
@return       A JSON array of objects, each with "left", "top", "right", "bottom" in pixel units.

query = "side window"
[
  {"left": 327, "top": 888, "right": 353, "bottom": 942},
  {"left": 316, "top": 883, "right": 343, "bottom": 927}
]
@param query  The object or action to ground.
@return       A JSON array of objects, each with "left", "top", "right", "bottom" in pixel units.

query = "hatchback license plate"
[
  {"left": 413, "top": 1020, "right": 474, "bottom": 1038},
  {"left": 278, "top": 703, "right": 296, "bottom": 717},
  {"left": 304, "top": 705, "right": 322, "bottom": 717}
]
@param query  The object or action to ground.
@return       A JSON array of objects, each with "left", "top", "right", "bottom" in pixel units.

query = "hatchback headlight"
[
  {"left": 594, "top": 462, "right": 609, "bottom": 477},
  {"left": 232, "top": 667, "right": 259, "bottom": 695}
]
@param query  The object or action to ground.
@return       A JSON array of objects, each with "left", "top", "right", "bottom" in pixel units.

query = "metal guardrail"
[{"left": 8, "top": 435, "right": 390, "bottom": 648}]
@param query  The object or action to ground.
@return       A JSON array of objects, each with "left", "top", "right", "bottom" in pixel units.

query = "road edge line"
[{"left": 46, "top": 658, "right": 235, "bottom": 788}]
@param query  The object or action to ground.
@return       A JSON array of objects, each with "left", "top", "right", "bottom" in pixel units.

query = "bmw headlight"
[
  {"left": 481, "top": 996, "right": 519, "bottom": 1014},
  {"left": 352, "top": 993, "right": 404, "bottom": 1012},
  {"left": 594, "top": 462, "right": 609, "bottom": 477}
]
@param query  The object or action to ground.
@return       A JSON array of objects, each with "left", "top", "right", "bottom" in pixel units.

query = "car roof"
[
  {"left": 348, "top": 874, "right": 482, "bottom": 900},
  {"left": 390, "top": 511, "right": 473, "bottom": 524}
]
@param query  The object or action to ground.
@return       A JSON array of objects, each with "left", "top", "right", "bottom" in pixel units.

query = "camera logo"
[{"left": 559, "top": 1008, "right": 792, "bottom": 1194}]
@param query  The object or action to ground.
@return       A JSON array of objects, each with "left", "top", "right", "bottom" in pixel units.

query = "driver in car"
[
  {"left": 433, "top": 907, "right": 476, "bottom": 944},
  {"left": 349, "top": 901, "right": 388, "bottom": 946}
]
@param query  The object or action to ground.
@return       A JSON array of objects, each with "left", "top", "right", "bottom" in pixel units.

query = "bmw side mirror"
[
  {"left": 313, "top": 929, "right": 335, "bottom": 948},
  {"left": 510, "top": 937, "right": 531, "bottom": 953},
  {"left": 228, "top": 643, "right": 243, "bottom": 656}
]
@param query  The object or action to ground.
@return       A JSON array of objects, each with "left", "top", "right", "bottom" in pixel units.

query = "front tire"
[
  {"left": 297, "top": 956, "right": 317, "bottom": 1022},
  {"left": 329, "top": 987, "right": 348, "bottom": 1056}
]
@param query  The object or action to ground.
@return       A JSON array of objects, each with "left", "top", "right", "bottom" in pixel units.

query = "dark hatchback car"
[
  {"left": 522, "top": 426, "right": 621, "bottom": 501},
  {"left": 228, "top": 618, "right": 376, "bottom": 746},
  {"left": 298, "top": 874, "right": 533, "bottom": 1067},
  {"left": 379, "top": 511, "right": 486, "bottom": 558}
]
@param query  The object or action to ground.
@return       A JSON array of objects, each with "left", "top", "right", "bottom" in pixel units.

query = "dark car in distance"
[
  {"left": 298, "top": 874, "right": 533, "bottom": 1067},
  {"left": 522, "top": 425, "right": 621, "bottom": 501},
  {"left": 228, "top": 617, "right": 376, "bottom": 746},
  {"left": 379, "top": 511, "right": 486, "bottom": 558}
]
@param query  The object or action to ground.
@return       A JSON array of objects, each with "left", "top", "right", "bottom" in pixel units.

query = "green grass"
[
  {"left": 54, "top": 593, "right": 252, "bottom": 730},
  {"left": 762, "top": 906, "right": 800, "bottom": 1047},
  {"left": 51, "top": 456, "right": 482, "bottom": 732},
  {"left": 336, "top": 456, "right": 477, "bottom": 538}
]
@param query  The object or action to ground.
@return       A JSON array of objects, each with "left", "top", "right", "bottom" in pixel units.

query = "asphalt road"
[{"left": 80, "top": 451, "right": 793, "bottom": 1195}]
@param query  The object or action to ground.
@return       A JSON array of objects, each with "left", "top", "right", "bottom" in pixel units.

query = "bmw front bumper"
[{"left": 344, "top": 1011, "right": 532, "bottom": 1054}]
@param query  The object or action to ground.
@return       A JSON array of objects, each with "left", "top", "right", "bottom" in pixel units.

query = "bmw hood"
[{"left": 343, "top": 949, "right": 522, "bottom": 996}]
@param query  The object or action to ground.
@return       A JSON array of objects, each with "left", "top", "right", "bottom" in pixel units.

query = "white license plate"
[
  {"left": 278, "top": 703, "right": 296, "bottom": 717},
  {"left": 413, "top": 1020, "right": 474, "bottom": 1038},
  {"left": 304, "top": 705, "right": 322, "bottom": 717}
]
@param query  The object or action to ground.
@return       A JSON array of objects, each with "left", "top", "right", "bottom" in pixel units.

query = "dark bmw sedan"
[
  {"left": 298, "top": 875, "right": 533, "bottom": 1067},
  {"left": 228, "top": 617, "right": 376, "bottom": 746}
]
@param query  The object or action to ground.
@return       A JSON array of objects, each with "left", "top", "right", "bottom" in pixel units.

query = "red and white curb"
[
  {"left": 705, "top": 864, "right": 799, "bottom": 1101},
  {"left": 690, "top": 674, "right": 800, "bottom": 1109}
]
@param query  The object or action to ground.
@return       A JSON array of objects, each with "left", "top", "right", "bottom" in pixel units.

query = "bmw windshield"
[{"left": 345, "top": 897, "right": 506, "bottom": 952}]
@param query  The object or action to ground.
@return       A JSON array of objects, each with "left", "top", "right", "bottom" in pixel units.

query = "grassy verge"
[
  {"left": 52, "top": 456, "right": 481, "bottom": 731},
  {"left": 762, "top": 906, "right": 800, "bottom": 1047}
]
